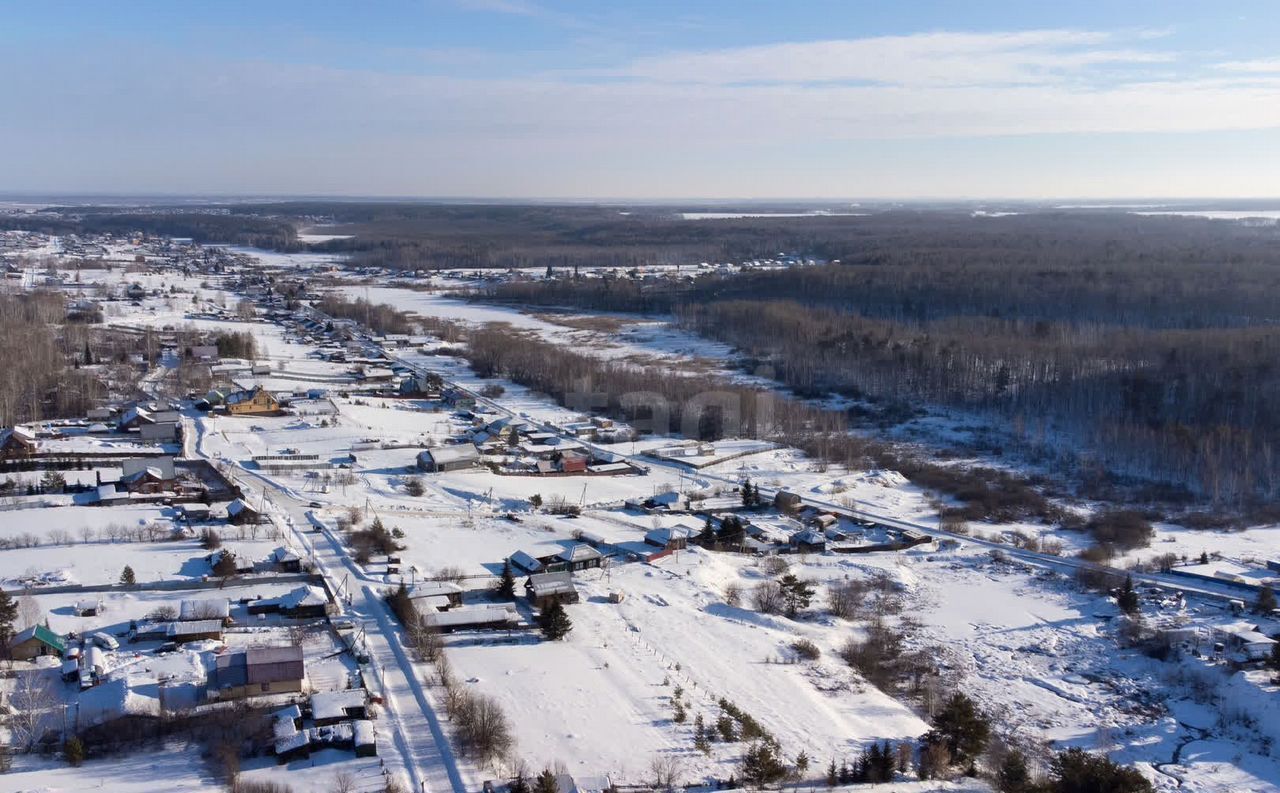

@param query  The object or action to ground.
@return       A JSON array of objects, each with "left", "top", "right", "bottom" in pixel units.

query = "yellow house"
[{"left": 225, "top": 386, "right": 280, "bottom": 416}]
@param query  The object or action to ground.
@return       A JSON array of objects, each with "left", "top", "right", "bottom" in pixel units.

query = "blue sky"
[{"left": 1, "top": 0, "right": 1279, "bottom": 198}]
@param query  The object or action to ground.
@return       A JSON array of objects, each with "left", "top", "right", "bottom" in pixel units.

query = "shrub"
[
  {"left": 790, "top": 638, "right": 821, "bottom": 661},
  {"left": 1085, "top": 510, "right": 1154, "bottom": 550}
]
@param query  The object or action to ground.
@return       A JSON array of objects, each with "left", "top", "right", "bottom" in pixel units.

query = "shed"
[
  {"left": 774, "top": 490, "right": 803, "bottom": 513},
  {"left": 179, "top": 598, "right": 232, "bottom": 623},
  {"left": 166, "top": 619, "right": 225, "bottom": 644},
  {"left": 508, "top": 550, "right": 544, "bottom": 574},
  {"left": 353, "top": 719, "right": 377, "bottom": 757},
  {"left": 311, "top": 688, "right": 369, "bottom": 726},
  {"left": 416, "top": 443, "right": 482, "bottom": 473}
]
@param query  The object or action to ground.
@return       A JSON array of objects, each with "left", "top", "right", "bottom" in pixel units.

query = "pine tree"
[
  {"left": 778, "top": 573, "right": 814, "bottom": 618},
  {"left": 741, "top": 742, "right": 786, "bottom": 787},
  {"left": 1255, "top": 587, "right": 1277, "bottom": 614},
  {"left": 497, "top": 559, "right": 517, "bottom": 600},
  {"left": 0, "top": 588, "right": 17, "bottom": 651},
  {"left": 695, "top": 724, "right": 710, "bottom": 754},
  {"left": 534, "top": 769, "right": 559, "bottom": 793},
  {"left": 997, "top": 750, "right": 1033, "bottom": 793},
  {"left": 120, "top": 565, "right": 136, "bottom": 586},
  {"left": 539, "top": 600, "right": 573, "bottom": 640},
  {"left": 1117, "top": 575, "right": 1140, "bottom": 615},
  {"left": 741, "top": 479, "right": 753, "bottom": 508},
  {"left": 64, "top": 736, "right": 85, "bottom": 767},
  {"left": 931, "top": 692, "right": 991, "bottom": 764},
  {"left": 795, "top": 751, "right": 810, "bottom": 775},
  {"left": 826, "top": 759, "right": 838, "bottom": 787},
  {"left": 509, "top": 773, "right": 530, "bottom": 793}
]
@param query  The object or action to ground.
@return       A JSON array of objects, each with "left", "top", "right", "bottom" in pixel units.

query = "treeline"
[
  {"left": 0, "top": 292, "right": 103, "bottom": 426},
  {"left": 676, "top": 301, "right": 1280, "bottom": 503},
  {"left": 470, "top": 212, "right": 1280, "bottom": 504},
  {"left": 465, "top": 325, "right": 1060, "bottom": 523},
  {"left": 314, "top": 294, "right": 416, "bottom": 336},
  {"left": 0, "top": 210, "right": 296, "bottom": 250}
]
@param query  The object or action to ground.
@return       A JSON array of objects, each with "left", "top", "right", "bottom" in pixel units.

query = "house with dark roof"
[
  {"left": 210, "top": 645, "right": 305, "bottom": 700},
  {"left": 525, "top": 571, "right": 579, "bottom": 610}
]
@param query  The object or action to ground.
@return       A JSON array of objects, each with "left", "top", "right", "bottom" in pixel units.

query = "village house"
[
  {"left": 118, "top": 457, "right": 178, "bottom": 494},
  {"left": 0, "top": 426, "right": 38, "bottom": 457},
  {"left": 117, "top": 405, "right": 155, "bottom": 431},
  {"left": 8, "top": 624, "right": 66, "bottom": 661},
  {"left": 526, "top": 571, "right": 580, "bottom": 610},
  {"left": 427, "top": 604, "right": 520, "bottom": 632},
  {"left": 210, "top": 645, "right": 306, "bottom": 700},
  {"left": 557, "top": 543, "right": 604, "bottom": 572},
  {"left": 139, "top": 421, "right": 180, "bottom": 443},
  {"left": 248, "top": 585, "right": 330, "bottom": 619},
  {"left": 225, "top": 385, "right": 281, "bottom": 416},
  {"left": 644, "top": 526, "right": 691, "bottom": 552},
  {"left": 226, "top": 498, "right": 266, "bottom": 525},
  {"left": 789, "top": 528, "right": 828, "bottom": 553}
]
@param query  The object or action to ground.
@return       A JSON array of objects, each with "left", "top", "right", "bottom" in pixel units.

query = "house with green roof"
[{"left": 8, "top": 624, "right": 67, "bottom": 661}]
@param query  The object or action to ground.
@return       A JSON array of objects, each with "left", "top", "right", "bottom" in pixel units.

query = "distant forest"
[{"left": 472, "top": 212, "right": 1280, "bottom": 506}]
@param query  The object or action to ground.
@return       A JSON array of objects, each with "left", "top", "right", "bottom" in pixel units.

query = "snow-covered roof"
[
  {"left": 353, "top": 719, "right": 375, "bottom": 746},
  {"left": 509, "top": 550, "right": 543, "bottom": 572},
  {"left": 226, "top": 498, "right": 258, "bottom": 516},
  {"left": 558, "top": 543, "right": 602, "bottom": 563},
  {"left": 179, "top": 599, "right": 230, "bottom": 620},
  {"left": 310, "top": 688, "right": 367, "bottom": 722},
  {"left": 645, "top": 526, "right": 691, "bottom": 546},
  {"left": 418, "top": 443, "right": 481, "bottom": 466},
  {"left": 166, "top": 619, "right": 224, "bottom": 638},
  {"left": 77, "top": 677, "right": 160, "bottom": 727},
  {"left": 429, "top": 604, "right": 519, "bottom": 629}
]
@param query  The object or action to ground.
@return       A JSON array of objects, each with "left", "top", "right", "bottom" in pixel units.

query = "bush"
[
  {"left": 64, "top": 736, "right": 85, "bottom": 767},
  {"left": 404, "top": 477, "right": 425, "bottom": 497},
  {"left": 1085, "top": 510, "right": 1154, "bottom": 550},
  {"left": 790, "top": 638, "right": 821, "bottom": 661},
  {"left": 199, "top": 528, "right": 222, "bottom": 550},
  {"left": 752, "top": 581, "right": 784, "bottom": 615}
]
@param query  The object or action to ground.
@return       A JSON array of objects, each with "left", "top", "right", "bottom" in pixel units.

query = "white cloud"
[
  {"left": 1215, "top": 57, "right": 1280, "bottom": 73},
  {"left": 619, "top": 30, "right": 1175, "bottom": 87}
]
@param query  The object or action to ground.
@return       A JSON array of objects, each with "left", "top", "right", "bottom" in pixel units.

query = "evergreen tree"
[
  {"left": 930, "top": 692, "right": 991, "bottom": 765},
  {"left": 826, "top": 759, "right": 838, "bottom": 787},
  {"left": 539, "top": 600, "right": 573, "bottom": 640},
  {"left": 1270, "top": 641, "right": 1280, "bottom": 671},
  {"left": 64, "top": 736, "right": 85, "bottom": 767},
  {"left": 1255, "top": 587, "right": 1277, "bottom": 614},
  {"left": 1048, "top": 748, "right": 1153, "bottom": 793},
  {"left": 509, "top": 773, "right": 530, "bottom": 793},
  {"left": 997, "top": 750, "right": 1034, "bottom": 793},
  {"left": 497, "top": 559, "right": 517, "bottom": 600},
  {"left": 795, "top": 751, "right": 810, "bottom": 775},
  {"left": 778, "top": 573, "right": 814, "bottom": 618},
  {"left": 0, "top": 588, "right": 17, "bottom": 653},
  {"left": 875, "top": 740, "right": 895, "bottom": 782},
  {"left": 120, "top": 565, "right": 136, "bottom": 586},
  {"left": 1116, "top": 575, "right": 1140, "bottom": 615},
  {"left": 741, "top": 742, "right": 787, "bottom": 787},
  {"left": 534, "top": 769, "right": 559, "bottom": 793},
  {"left": 741, "top": 479, "right": 753, "bottom": 508}
]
